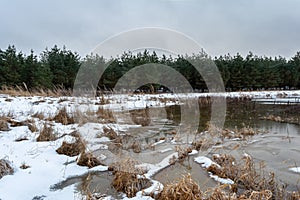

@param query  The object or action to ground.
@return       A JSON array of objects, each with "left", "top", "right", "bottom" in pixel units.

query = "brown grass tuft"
[
  {"left": 95, "top": 93, "right": 110, "bottom": 105},
  {"left": 27, "top": 123, "right": 38, "bottom": 133},
  {"left": 112, "top": 171, "right": 150, "bottom": 198},
  {"left": 262, "top": 114, "right": 300, "bottom": 125},
  {"left": 131, "top": 140, "right": 142, "bottom": 153},
  {"left": 7, "top": 118, "right": 30, "bottom": 127},
  {"left": 56, "top": 138, "right": 85, "bottom": 157},
  {"left": 110, "top": 158, "right": 150, "bottom": 198},
  {"left": 0, "top": 159, "right": 14, "bottom": 179},
  {"left": 36, "top": 123, "right": 56, "bottom": 142},
  {"left": 291, "top": 191, "right": 300, "bottom": 200},
  {"left": 206, "top": 122, "right": 263, "bottom": 140},
  {"left": 204, "top": 154, "right": 290, "bottom": 199},
  {"left": 103, "top": 127, "right": 118, "bottom": 140},
  {"left": 77, "top": 151, "right": 103, "bottom": 168},
  {"left": 32, "top": 112, "right": 45, "bottom": 120},
  {"left": 96, "top": 107, "right": 115, "bottom": 123},
  {"left": 0, "top": 119, "right": 9, "bottom": 131},
  {"left": 129, "top": 108, "right": 151, "bottom": 126},
  {"left": 156, "top": 174, "right": 202, "bottom": 200},
  {"left": 174, "top": 146, "right": 193, "bottom": 163},
  {"left": 51, "top": 107, "right": 75, "bottom": 125},
  {"left": 192, "top": 138, "right": 212, "bottom": 151},
  {"left": 5, "top": 118, "right": 38, "bottom": 133},
  {"left": 20, "top": 162, "right": 30, "bottom": 169}
]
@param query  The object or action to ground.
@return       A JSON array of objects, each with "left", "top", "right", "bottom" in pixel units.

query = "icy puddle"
[
  {"left": 153, "top": 159, "right": 217, "bottom": 190},
  {"left": 50, "top": 171, "right": 123, "bottom": 199}
]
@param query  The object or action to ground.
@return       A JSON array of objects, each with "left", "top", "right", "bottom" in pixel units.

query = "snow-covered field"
[{"left": 0, "top": 90, "right": 300, "bottom": 200}]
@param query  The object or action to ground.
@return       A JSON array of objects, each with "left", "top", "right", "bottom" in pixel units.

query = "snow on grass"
[
  {"left": 194, "top": 156, "right": 218, "bottom": 168},
  {"left": 188, "top": 149, "right": 198, "bottom": 155},
  {"left": 210, "top": 174, "right": 235, "bottom": 185},
  {"left": 136, "top": 152, "right": 178, "bottom": 179},
  {"left": 194, "top": 156, "right": 234, "bottom": 185},
  {"left": 151, "top": 139, "right": 166, "bottom": 147}
]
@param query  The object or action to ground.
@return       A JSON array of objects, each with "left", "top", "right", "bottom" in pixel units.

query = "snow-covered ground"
[{"left": 0, "top": 90, "right": 300, "bottom": 199}]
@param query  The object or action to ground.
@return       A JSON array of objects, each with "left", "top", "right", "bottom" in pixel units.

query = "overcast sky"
[{"left": 1, "top": 0, "right": 300, "bottom": 58}]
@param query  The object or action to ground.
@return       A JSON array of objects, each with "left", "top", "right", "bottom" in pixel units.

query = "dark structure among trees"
[{"left": 0, "top": 45, "right": 300, "bottom": 92}]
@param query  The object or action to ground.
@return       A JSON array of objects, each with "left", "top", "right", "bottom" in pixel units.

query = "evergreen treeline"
[{"left": 1, "top": 45, "right": 300, "bottom": 92}]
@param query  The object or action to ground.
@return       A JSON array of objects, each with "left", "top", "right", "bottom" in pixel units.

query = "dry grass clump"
[
  {"left": 130, "top": 140, "right": 142, "bottom": 153},
  {"left": 96, "top": 107, "right": 115, "bottom": 123},
  {"left": 192, "top": 138, "right": 213, "bottom": 151},
  {"left": 238, "top": 127, "right": 257, "bottom": 136},
  {"left": 56, "top": 138, "right": 85, "bottom": 157},
  {"left": 198, "top": 96, "right": 244, "bottom": 106},
  {"left": 112, "top": 171, "right": 150, "bottom": 198},
  {"left": 0, "top": 119, "right": 9, "bottom": 131},
  {"left": 203, "top": 154, "right": 292, "bottom": 199},
  {"left": 106, "top": 132, "right": 142, "bottom": 154},
  {"left": 175, "top": 146, "right": 193, "bottom": 163},
  {"left": 103, "top": 127, "right": 118, "bottom": 140},
  {"left": 7, "top": 118, "right": 32, "bottom": 127},
  {"left": 27, "top": 123, "right": 38, "bottom": 132},
  {"left": 0, "top": 115, "right": 36, "bottom": 134},
  {"left": 95, "top": 93, "right": 110, "bottom": 105},
  {"left": 206, "top": 122, "right": 262, "bottom": 140},
  {"left": 162, "top": 154, "right": 299, "bottom": 199},
  {"left": 36, "top": 123, "right": 56, "bottom": 141},
  {"left": 159, "top": 97, "right": 176, "bottom": 104},
  {"left": 103, "top": 127, "right": 141, "bottom": 153},
  {"left": 220, "top": 129, "right": 240, "bottom": 139},
  {"left": 154, "top": 173, "right": 281, "bottom": 200},
  {"left": 206, "top": 122, "right": 222, "bottom": 136},
  {"left": 5, "top": 118, "right": 38, "bottom": 133},
  {"left": 20, "top": 162, "right": 30, "bottom": 169},
  {"left": 156, "top": 174, "right": 203, "bottom": 200},
  {"left": 291, "top": 191, "right": 300, "bottom": 200},
  {"left": 51, "top": 107, "right": 75, "bottom": 125},
  {"left": 129, "top": 108, "right": 151, "bottom": 126},
  {"left": 108, "top": 157, "right": 146, "bottom": 174},
  {"left": 205, "top": 185, "right": 238, "bottom": 200},
  {"left": 32, "top": 112, "right": 45, "bottom": 120},
  {"left": 0, "top": 159, "right": 14, "bottom": 179},
  {"left": 72, "top": 109, "right": 100, "bottom": 126},
  {"left": 198, "top": 96, "right": 213, "bottom": 105},
  {"left": 262, "top": 115, "right": 283, "bottom": 122},
  {"left": 261, "top": 115, "right": 300, "bottom": 125},
  {"left": 109, "top": 158, "right": 150, "bottom": 198},
  {"left": 77, "top": 151, "right": 103, "bottom": 168}
]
